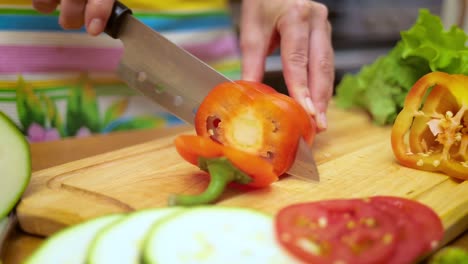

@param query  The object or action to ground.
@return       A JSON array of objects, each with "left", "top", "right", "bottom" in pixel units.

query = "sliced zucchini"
[
  {"left": 143, "top": 207, "right": 300, "bottom": 264},
  {"left": 0, "top": 214, "right": 15, "bottom": 251},
  {"left": 0, "top": 216, "right": 8, "bottom": 244},
  {"left": 0, "top": 112, "right": 31, "bottom": 218},
  {"left": 24, "top": 214, "right": 123, "bottom": 264},
  {"left": 0, "top": 217, "right": 7, "bottom": 233},
  {"left": 88, "top": 208, "right": 183, "bottom": 264}
]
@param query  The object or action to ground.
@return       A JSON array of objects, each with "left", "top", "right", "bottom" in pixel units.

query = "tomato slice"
[
  {"left": 370, "top": 196, "right": 444, "bottom": 255},
  {"left": 275, "top": 199, "right": 398, "bottom": 264},
  {"left": 367, "top": 197, "right": 425, "bottom": 264}
]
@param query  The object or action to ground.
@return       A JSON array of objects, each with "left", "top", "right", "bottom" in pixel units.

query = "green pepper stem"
[{"left": 168, "top": 157, "right": 252, "bottom": 206}]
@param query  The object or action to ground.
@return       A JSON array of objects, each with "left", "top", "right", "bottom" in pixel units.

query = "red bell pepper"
[
  {"left": 169, "top": 135, "right": 278, "bottom": 206},
  {"left": 170, "top": 81, "right": 316, "bottom": 206},
  {"left": 391, "top": 72, "right": 468, "bottom": 180},
  {"left": 195, "top": 80, "right": 315, "bottom": 175}
]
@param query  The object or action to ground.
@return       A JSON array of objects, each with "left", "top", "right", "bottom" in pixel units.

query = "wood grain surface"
[{"left": 1, "top": 102, "right": 467, "bottom": 263}]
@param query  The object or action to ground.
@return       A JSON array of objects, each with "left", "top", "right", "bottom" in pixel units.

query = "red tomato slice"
[
  {"left": 370, "top": 196, "right": 444, "bottom": 257},
  {"left": 367, "top": 197, "right": 425, "bottom": 264},
  {"left": 275, "top": 199, "right": 398, "bottom": 264}
]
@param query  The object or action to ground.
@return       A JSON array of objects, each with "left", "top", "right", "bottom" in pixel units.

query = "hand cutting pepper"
[
  {"left": 170, "top": 81, "right": 316, "bottom": 206},
  {"left": 391, "top": 72, "right": 468, "bottom": 180}
]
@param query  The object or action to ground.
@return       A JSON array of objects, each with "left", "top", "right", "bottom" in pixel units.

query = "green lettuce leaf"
[{"left": 335, "top": 9, "right": 468, "bottom": 125}]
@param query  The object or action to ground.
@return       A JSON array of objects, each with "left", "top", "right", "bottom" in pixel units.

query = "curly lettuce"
[{"left": 335, "top": 9, "right": 468, "bottom": 125}]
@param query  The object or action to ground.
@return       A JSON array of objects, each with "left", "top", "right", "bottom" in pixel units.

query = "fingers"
[
  {"left": 58, "top": 0, "right": 86, "bottom": 29},
  {"left": 33, "top": 0, "right": 114, "bottom": 36},
  {"left": 277, "top": 0, "right": 316, "bottom": 116},
  {"left": 239, "top": 2, "right": 272, "bottom": 82},
  {"left": 308, "top": 3, "right": 334, "bottom": 131},
  {"left": 85, "top": 0, "right": 114, "bottom": 36},
  {"left": 33, "top": 0, "right": 60, "bottom": 13},
  {"left": 84, "top": 0, "right": 115, "bottom": 36}
]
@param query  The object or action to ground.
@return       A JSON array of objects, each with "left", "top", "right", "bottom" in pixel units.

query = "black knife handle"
[{"left": 104, "top": 1, "right": 132, "bottom": 39}]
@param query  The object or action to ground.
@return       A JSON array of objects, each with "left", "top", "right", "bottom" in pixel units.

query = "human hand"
[
  {"left": 32, "top": 0, "right": 115, "bottom": 36},
  {"left": 239, "top": 0, "right": 334, "bottom": 131}
]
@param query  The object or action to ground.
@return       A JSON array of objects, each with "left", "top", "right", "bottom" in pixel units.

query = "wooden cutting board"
[{"left": 16, "top": 102, "right": 468, "bottom": 248}]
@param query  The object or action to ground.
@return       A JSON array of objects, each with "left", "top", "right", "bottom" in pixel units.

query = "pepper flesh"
[
  {"left": 171, "top": 81, "right": 315, "bottom": 206},
  {"left": 195, "top": 80, "right": 315, "bottom": 176},
  {"left": 391, "top": 72, "right": 468, "bottom": 180},
  {"left": 171, "top": 135, "right": 278, "bottom": 206}
]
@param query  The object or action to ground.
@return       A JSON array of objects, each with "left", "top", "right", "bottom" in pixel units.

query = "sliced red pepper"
[
  {"left": 170, "top": 81, "right": 315, "bottom": 206},
  {"left": 174, "top": 134, "right": 225, "bottom": 165},
  {"left": 391, "top": 71, "right": 468, "bottom": 180},
  {"left": 235, "top": 80, "right": 315, "bottom": 145},
  {"left": 195, "top": 80, "right": 315, "bottom": 176},
  {"left": 171, "top": 135, "right": 277, "bottom": 206}
]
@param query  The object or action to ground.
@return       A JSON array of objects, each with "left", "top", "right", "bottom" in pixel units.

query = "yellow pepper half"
[{"left": 391, "top": 72, "right": 468, "bottom": 180}]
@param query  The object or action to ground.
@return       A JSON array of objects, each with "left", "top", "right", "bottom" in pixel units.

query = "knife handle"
[{"left": 105, "top": 1, "right": 133, "bottom": 39}]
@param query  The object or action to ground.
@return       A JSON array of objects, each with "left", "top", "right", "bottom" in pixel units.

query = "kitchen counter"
[{"left": 1, "top": 113, "right": 467, "bottom": 263}]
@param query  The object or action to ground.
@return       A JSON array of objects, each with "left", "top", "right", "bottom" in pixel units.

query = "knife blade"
[{"left": 104, "top": 1, "right": 319, "bottom": 182}]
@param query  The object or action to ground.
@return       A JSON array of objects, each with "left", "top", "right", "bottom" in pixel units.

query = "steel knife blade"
[{"left": 105, "top": 1, "right": 319, "bottom": 182}]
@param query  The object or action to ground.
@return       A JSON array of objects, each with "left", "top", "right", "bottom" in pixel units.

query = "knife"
[{"left": 104, "top": 1, "right": 319, "bottom": 182}]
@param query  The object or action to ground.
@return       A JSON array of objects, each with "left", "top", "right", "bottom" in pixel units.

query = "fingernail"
[
  {"left": 304, "top": 97, "right": 316, "bottom": 116},
  {"left": 88, "top": 18, "right": 103, "bottom": 36},
  {"left": 317, "top": 112, "right": 327, "bottom": 130}
]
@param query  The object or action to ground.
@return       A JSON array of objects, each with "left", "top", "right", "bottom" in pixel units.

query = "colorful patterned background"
[{"left": 0, "top": 0, "right": 241, "bottom": 142}]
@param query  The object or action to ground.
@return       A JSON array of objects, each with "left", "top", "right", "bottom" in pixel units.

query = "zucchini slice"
[
  {"left": 0, "top": 217, "right": 7, "bottom": 233},
  {"left": 88, "top": 208, "right": 182, "bottom": 264},
  {"left": 0, "top": 112, "right": 31, "bottom": 218},
  {"left": 143, "top": 207, "right": 300, "bottom": 264},
  {"left": 24, "top": 214, "right": 123, "bottom": 264}
]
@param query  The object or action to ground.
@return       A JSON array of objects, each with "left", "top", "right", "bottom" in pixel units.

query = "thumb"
[{"left": 85, "top": 0, "right": 115, "bottom": 36}]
